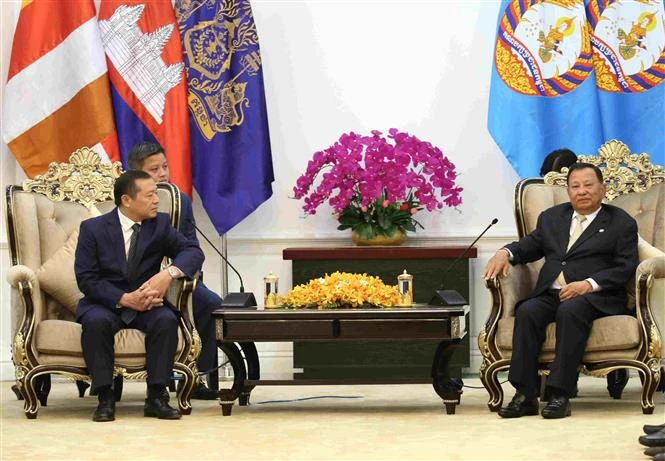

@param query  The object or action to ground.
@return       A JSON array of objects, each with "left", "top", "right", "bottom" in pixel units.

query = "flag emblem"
[
  {"left": 587, "top": 0, "right": 665, "bottom": 93},
  {"left": 178, "top": 0, "right": 263, "bottom": 140},
  {"left": 99, "top": 5, "right": 185, "bottom": 124},
  {"left": 494, "top": 0, "right": 592, "bottom": 96}
]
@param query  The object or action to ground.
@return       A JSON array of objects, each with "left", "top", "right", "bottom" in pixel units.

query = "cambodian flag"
[
  {"left": 99, "top": 0, "right": 192, "bottom": 195},
  {"left": 175, "top": 0, "right": 274, "bottom": 235}
]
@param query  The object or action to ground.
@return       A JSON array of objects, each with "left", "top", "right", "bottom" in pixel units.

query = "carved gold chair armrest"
[
  {"left": 7, "top": 266, "right": 44, "bottom": 336},
  {"left": 166, "top": 274, "right": 201, "bottom": 371},
  {"left": 636, "top": 256, "right": 665, "bottom": 371},
  {"left": 6, "top": 265, "right": 46, "bottom": 386}
]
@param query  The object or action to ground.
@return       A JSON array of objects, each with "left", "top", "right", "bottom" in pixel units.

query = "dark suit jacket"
[
  {"left": 74, "top": 208, "right": 204, "bottom": 320},
  {"left": 505, "top": 203, "right": 639, "bottom": 315},
  {"left": 179, "top": 192, "right": 198, "bottom": 244}
]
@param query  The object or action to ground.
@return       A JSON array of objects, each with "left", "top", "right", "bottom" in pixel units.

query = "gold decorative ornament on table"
[
  {"left": 263, "top": 272, "right": 279, "bottom": 308},
  {"left": 397, "top": 270, "right": 414, "bottom": 306}
]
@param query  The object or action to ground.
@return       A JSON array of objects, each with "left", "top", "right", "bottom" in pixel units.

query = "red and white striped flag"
[{"left": 3, "top": 0, "right": 120, "bottom": 177}]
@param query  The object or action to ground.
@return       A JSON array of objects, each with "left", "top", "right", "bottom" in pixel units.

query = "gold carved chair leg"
[
  {"left": 483, "top": 359, "right": 510, "bottom": 412},
  {"left": 636, "top": 364, "right": 658, "bottom": 415},
  {"left": 174, "top": 362, "right": 196, "bottom": 415}
]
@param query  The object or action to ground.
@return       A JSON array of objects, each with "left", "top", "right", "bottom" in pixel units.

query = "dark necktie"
[
  {"left": 127, "top": 223, "right": 141, "bottom": 272},
  {"left": 121, "top": 223, "right": 141, "bottom": 325}
]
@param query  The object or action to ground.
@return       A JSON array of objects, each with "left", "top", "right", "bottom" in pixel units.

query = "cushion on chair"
[
  {"left": 496, "top": 314, "right": 641, "bottom": 353},
  {"left": 36, "top": 228, "right": 83, "bottom": 314},
  {"left": 34, "top": 319, "right": 186, "bottom": 358},
  {"left": 35, "top": 206, "right": 102, "bottom": 314}
]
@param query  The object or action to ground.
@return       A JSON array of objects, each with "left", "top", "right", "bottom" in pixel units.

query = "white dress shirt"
[{"left": 118, "top": 208, "right": 140, "bottom": 258}]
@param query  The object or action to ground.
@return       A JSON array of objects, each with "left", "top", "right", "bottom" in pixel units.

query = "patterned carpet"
[{"left": 1, "top": 376, "right": 662, "bottom": 460}]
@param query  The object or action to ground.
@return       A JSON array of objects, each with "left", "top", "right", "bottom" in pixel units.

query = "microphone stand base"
[
  {"left": 430, "top": 289, "right": 467, "bottom": 306},
  {"left": 221, "top": 292, "right": 257, "bottom": 308}
]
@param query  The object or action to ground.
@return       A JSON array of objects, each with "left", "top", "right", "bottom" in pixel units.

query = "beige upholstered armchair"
[
  {"left": 5, "top": 148, "right": 201, "bottom": 419},
  {"left": 479, "top": 140, "right": 665, "bottom": 415}
]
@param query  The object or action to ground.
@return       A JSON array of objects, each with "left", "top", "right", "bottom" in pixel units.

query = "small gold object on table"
[
  {"left": 264, "top": 272, "right": 279, "bottom": 308},
  {"left": 397, "top": 269, "right": 413, "bottom": 306}
]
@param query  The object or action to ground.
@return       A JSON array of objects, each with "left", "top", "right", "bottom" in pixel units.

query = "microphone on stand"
[
  {"left": 430, "top": 218, "right": 499, "bottom": 306},
  {"left": 193, "top": 223, "right": 257, "bottom": 308}
]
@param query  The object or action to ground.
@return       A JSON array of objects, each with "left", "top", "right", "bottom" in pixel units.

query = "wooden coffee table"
[{"left": 213, "top": 304, "right": 469, "bottom": 416}]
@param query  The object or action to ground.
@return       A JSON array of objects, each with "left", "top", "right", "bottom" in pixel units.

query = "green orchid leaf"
[
  {"left": 338, "top": 214, "right": 359, "bottom": 226},
  {"left": 356, "top": 222, "right": 374, "bottom": 239},
  {"left": 402, "top": 221, "right": 416, "bottom": 232},
  {"left": 377, "top": 213, "right": 392, "bottom": 230}
]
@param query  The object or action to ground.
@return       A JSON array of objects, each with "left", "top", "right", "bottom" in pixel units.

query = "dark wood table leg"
[
  {"left": 431, "top": 340, "right": 464, "bottom": 415},
  {"left": 238, "top": 342, "right": 260, "bottom": 406},
  {"left": 208, "top": 354, "right": 220, "bottom": 391},
  {"left": 217, "top": 342, "right": 246, "bottom": 416}
]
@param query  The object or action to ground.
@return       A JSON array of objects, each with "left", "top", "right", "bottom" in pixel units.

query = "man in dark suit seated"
[
  {"left": 127, "top": 142, "right": 221, "bottom": 400},
  {"left": 484, "top": 162, "right": 639, "bottom": 419},
  {"left": 539, "top": 148, "right": 630, "bottom": 399},
  {"left": 75, "top": 170, "right": 204, "bottom": 422}
]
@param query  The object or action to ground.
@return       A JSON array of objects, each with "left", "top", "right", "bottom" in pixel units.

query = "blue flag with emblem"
[
  {"left": 586, "top": 0, "right": 665, "bottom": 166},
  {"left": 488, "top": 0, "right": 605, "bottom": 178},
  {"left": 175, "top": 0, "right": 274, "bottom": 235}
]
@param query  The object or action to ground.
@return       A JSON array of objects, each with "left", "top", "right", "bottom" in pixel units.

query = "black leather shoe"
[
  {"left": 144, "top": 395, "right": 181, "bottom": 420},
  {"left": 498, "top": 393, "right": 539, "bottom": 418},
  {"left": 92, "top": 399, "right": 115, "bottom": 422},
  {"left": 644, "top": 446, "right": 665, "bottom": 457},
  {"left": 639, "top": 429, "right": 665, "bottom": 447},
  {"left": 191, "top": 382, "right": 218, "bottom": 400},
  {"left": 645, "top": 424, "right": 665, "bottom": 435},
  {"left": 541, "top": 395, "right": 571, "bottom": 419},
  {"left": 606, "top": 368, "right": 629, "bottom": 399}
]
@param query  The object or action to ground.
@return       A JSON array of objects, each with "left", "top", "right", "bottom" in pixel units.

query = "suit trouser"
[
  {"left": 80, "top": 306, "right": 179, "bottom": 392},
  {"left": 192, "top": 283, "right": 222, "bottom": 373},
  {"left": 508, "top": 291, "right": 603, "bottom": 398}
]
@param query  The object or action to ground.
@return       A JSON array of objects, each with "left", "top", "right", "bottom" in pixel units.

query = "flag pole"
[{"left": 220, "top": 234, "right": 229, "bottom": 297}]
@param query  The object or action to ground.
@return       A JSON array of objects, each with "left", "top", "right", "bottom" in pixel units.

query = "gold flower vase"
[{"left": 352, "top": 229, "right": 406, "bottom": 246}]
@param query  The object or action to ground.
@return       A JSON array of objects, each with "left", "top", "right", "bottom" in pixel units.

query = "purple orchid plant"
[{"left": 293, "top": 129, "right": 463, "bottom": 239}]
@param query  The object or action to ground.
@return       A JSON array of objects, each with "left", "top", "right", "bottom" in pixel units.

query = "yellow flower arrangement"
[{"left": 281, "top": 271, "right": 400, "bottom": 309}]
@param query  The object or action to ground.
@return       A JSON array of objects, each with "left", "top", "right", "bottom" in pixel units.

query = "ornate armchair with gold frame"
[
  {"left": 479, "top": 140, "right": 665, "bottom": 414},
  {"left": 5, "top": 148, "right": 200, "bottom": 418}
]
